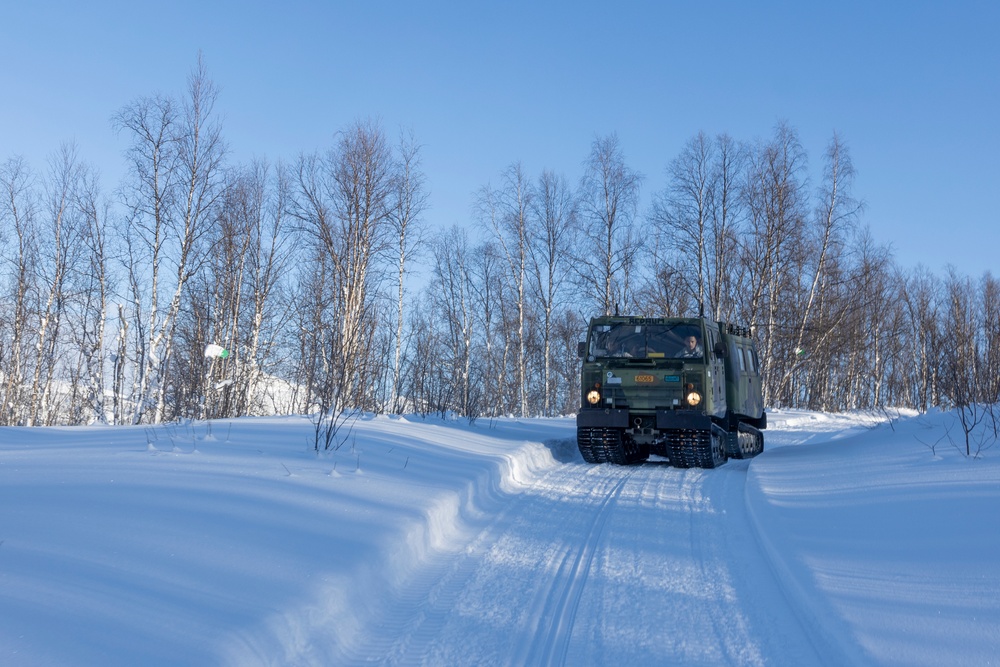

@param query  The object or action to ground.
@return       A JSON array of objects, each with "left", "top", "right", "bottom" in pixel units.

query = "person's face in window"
[{"left": 685, "top": 336, "right": 699, "bottom": 351}]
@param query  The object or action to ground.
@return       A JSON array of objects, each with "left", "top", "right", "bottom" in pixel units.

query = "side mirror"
[
  {"left": 714, "top": 341, "right": 728, "bottom": 358},
  {"left": 577, "top": 341, "right": 587, "bottom": 358}
]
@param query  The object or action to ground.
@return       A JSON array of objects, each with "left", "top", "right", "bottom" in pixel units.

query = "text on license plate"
[{"left": 634, "top": 374, "right": 655, "bottom": 383}]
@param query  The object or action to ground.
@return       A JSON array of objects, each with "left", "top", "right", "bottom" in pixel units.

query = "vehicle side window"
[{"left": 738, "top": 347, "right": 746, "bottom": 371}]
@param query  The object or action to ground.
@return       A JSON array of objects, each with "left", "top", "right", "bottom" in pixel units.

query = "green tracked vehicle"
[{"left": 576, "top": 316, "right": 766, "bottom": 467}]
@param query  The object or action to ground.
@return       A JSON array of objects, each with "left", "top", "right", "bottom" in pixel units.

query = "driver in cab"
[{"left": 676, "top": 335, "right": 704, "bottom": 359}]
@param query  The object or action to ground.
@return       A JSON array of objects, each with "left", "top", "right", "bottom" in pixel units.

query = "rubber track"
[
  {"left": 726, "top": 422, "right": 764, "bottom": 459},
  {"left": 577, "top": 428, "right": 619, "bottom": 464},
  {"left": 663, "top": 426, "right": 726, "bottom": 468},
  {"left": 577, "top": 427, "right": 611, "bottom": 463},
  {"left": 577, "top": 428, "right": 645, "bottom": 465}
]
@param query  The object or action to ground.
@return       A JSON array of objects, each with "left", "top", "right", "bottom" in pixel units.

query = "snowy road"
[
  {"left": 329, "top": 446, "right": 822, "bottom": 666},
  {"left": 4, "top": 411, "right": 998, "bottom": 666}
]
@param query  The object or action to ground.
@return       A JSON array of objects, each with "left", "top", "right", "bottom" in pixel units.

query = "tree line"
[{"left": 1, "top": 64, "right": 998, "bottom": 428}]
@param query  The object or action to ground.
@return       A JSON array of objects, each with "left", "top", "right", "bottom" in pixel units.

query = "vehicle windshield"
[{"left": 588, "top": 323, "right": 705, "bottom": 360}]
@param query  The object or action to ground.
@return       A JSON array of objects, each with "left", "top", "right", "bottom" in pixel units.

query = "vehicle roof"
[
  {"left": 587, "top": 316, "right": 755, "bottom": 342},
  {"left": 587, "top": 316, "right": 705, "bottom": 326}
]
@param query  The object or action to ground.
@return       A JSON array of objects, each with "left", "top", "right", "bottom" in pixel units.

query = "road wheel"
[{"left": 705, "top": 427, "right": 728, "bottom": 469}]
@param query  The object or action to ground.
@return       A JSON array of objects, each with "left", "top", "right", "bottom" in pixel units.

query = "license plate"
[
  {"left": 634, "top": 374, "right": 655, "bottom": 383},
  {"left": 664, "top": 375, "right": 680, "bottom": 383}
]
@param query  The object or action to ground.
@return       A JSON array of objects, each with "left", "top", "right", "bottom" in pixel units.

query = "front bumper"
[
  {"left": 656, "top": 409, "right": 712, "bottom": 431},
  {"left": 577, "top": 408, "right": 712, "bottom": 432},
  {"left": 577, "top": 408, "right": 630, "bottom": 429}
]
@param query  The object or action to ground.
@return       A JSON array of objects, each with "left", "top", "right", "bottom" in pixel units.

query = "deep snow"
[{"left": 1, "top": 408, "right": 998, "bottom": 666}]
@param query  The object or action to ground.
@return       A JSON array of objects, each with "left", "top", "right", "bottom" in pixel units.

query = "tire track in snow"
[
  {"left": 513, "top": 469, "right": 632, "bottom": 667},
  {"left": 663, "top": 461, "right": 821, "bottom": 667},
  {"left": 336, "top": 461, "right": 582, "bottom": 665},
  {"left": 331, "top": 443, "right": 822, "bottom": 666},
  {"left": 556, "top": 460, "right": 824, "bottom": 667},
  {"left": 353, "top": 460, "right": 632, "bottom": 666}
]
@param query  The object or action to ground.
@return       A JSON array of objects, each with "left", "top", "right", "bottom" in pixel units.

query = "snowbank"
[
  {"left": 746, "top": 409, "right": 1000, "bottom": 667},
  {"left": 1, "top": 409, "right": 998, "bottom": 665}
]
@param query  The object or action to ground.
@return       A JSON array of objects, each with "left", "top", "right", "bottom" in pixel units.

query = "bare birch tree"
[
  {"left": 24, "top": 146, "right": 85, "bottom": 424},
  {"left": 387, "top": 131, "right": 428, "bottom": 414},
  {"left": 528, "top": 169, "right": 575, "bottom": 416},
  {"left": 187, "top": 161, "right": 292, "bottom": 419},
  {"left": 114, "top": 56, "right": 225, "bottom": 423},
  {"left": 707, "top": 134, "right": 746, "bottom": 321},
  {"left": 981, "top": 273, "right": 1000, "bottom": 404},
  {"left": 468, "top": 240, "right": 509, "bottom": 417},
  {"left": 240, "top": 164, "right": 295, "bottom": 415},
  {"left": 900, "top": 266, "right": 942, "bottom": 410},
  {"left": 291, "top": 118, "right": 394, "bottom": 422},
  {"left": 650, "top": 132, "right": 714, "bottom": 315},
  {"left": 71, "top": 163, "right": 113, "bottom": 423},
  {"left": 0, "top": 156, "right": 36, "bottom": 425},
  {"left": 478, "top": 162, "right": 532, "bottom": 417},
  {"left": 577, "top": 134, "right": 643, "bottom": 316},
  {"left": 740, "top": 122, "right": 809, "bottom": 405},
  {"left": 778, "top": 133, "right": 862, "bottom": 403},
  {"left": 430, "top": 226, "right": 477, "bottom": 418}
]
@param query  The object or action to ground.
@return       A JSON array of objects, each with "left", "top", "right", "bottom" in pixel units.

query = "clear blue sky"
[{"left": 3, "top": 1, "right": 998, "bottom": 277}]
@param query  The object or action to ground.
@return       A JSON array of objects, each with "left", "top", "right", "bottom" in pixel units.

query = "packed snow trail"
[
  {"left": 7, "top": 411, "right": 995, "bottom": 666},
  {"left": 313, "top": 447, "right": 824, "bottom": 666}
]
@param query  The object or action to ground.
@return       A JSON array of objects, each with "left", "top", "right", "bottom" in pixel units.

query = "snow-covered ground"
[{"left": 1, "top": 408, "right": 998, "bottom": 666}]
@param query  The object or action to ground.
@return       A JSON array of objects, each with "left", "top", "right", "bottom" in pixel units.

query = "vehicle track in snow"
[
  {"left": 511, "top": 471, "right": 630, "bottom": 667},
  {"left": 327, "top": 459, "right": 614, "bottom": 665},
  {"left": 563, "top": 459, "right": 825, "bottom": 667},
  {"left": 332, "top": 444, "right": 823, "bottom": 666}
]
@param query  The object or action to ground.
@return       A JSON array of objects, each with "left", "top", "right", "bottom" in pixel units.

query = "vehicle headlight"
[
  {"left": 686, "top": 391, "right": 702, "bottom": 407},
  {"left": 587, "top": 389, "right": 601, "bottom": 405}
]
